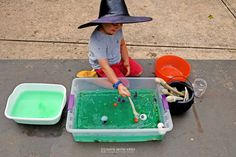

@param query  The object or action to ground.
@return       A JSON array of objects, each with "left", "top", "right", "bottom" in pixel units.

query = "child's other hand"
[
  {"left": 124, "top": 60, "right": 130, "bottom": 76},
  {"left": 118, "top": 83, "right": 130, "bottom": 97}
]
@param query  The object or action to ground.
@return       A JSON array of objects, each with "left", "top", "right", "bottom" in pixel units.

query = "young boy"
[{"left": 78, "top": 0, "right": 152, "bottom": 97}]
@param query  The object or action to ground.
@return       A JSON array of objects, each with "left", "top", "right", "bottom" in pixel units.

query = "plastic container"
[
  {"left": 5, "top": 83, "right": 67, "bottom": 125},
  {"left": 155, "top": 55, "right": 191, "bottom": 82},
  {"left": 167, "top": 81, "right": 194, "bottom": 115},
  {"left": 66, "top": 78, "right": 173, "bottom": 142}
]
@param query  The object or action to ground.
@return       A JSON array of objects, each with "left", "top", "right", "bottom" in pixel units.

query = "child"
[{"left": 78, "top": 0, "right": 152, "bottom": 97}]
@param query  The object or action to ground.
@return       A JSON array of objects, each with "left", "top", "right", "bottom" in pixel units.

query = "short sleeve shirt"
[{"left": 88, "top": 28, "right": 123, "bottom": 69}]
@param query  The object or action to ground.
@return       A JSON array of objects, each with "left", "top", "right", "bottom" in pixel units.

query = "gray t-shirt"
[{"left": 88, "top": 28, "right": 123, "bottom": 69}]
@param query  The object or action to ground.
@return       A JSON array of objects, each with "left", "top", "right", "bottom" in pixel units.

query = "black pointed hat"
[{"left": 78, "top": 0, "right": 152, "bottom": 29}]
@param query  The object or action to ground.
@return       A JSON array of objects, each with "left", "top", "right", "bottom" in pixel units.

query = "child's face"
[{"left": 100, "top": 23, "right": 123, "bottom": 35}]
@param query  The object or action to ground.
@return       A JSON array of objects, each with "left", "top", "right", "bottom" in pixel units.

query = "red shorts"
[{"left": 95, "top": 57, "right": 143, "bottom": 77}]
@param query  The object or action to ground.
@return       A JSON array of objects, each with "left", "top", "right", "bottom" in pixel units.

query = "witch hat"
[{"left": 78, "top": 0, "right": 152, "bottom": 29}]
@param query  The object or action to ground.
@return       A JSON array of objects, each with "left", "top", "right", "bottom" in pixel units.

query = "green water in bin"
[
  {"left": 74, "top": 89, "right": 162, "bottom": 129},
  {"left": 11, "top": 91, "right": 64, "bottom": 118}
]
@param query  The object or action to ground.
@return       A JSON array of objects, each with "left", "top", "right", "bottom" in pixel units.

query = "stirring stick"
[{"left": 128, "top": 97, "right": 139, "bottom": 118}]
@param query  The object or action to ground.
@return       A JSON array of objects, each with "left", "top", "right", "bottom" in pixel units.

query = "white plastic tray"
[{"left": 5, "top": 83, "right": 66, "bottom": 125}]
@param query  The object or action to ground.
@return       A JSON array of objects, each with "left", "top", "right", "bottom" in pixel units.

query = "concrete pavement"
[
  {"left": 0, "top": 0, "right": 235, "bottom": 59},
  {"left": 0, "top": 60, "right": 236, "bottom": 157}
]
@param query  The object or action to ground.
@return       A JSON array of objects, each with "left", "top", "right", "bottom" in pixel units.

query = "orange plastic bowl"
[{"left": 155, "top": 55, "right": 191, "bottom": 82}]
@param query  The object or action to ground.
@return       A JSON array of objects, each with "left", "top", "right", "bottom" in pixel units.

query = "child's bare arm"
[
  {"left": 120, "top": 38, "right": 130, "bottom": 76},
  {"left": 98, "top": 59, "right": 119, "bottom": 84},
  {"left": 98, "top": 58, "right": 130, "bottom": 97},
  {"left": 120, "top": 38, "right": 129, "bottom": 62}
]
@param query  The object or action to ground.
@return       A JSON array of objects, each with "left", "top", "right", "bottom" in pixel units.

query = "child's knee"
[{"left": 136, "top": 70, "right": 143, "bottom": 76}]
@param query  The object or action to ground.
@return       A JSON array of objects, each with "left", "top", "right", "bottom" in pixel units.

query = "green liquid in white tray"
[{"left": 11, "top": 91, "right": 64, "bottom": 118}]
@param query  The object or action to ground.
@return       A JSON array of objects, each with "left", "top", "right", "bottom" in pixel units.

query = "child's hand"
[
  {"left": 118, "top": 83, "right": 130, "bottom": 97},
  {"left": 123, "top": 60, "right": 130, "bottom": 76}
]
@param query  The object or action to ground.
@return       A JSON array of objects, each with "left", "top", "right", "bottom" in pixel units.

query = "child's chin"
[
  {"left": 110, "top": 30, "right": 118, "bottom": 34},
  {"left": 107, "top": 32, "right": 116, "bottom": 35}
]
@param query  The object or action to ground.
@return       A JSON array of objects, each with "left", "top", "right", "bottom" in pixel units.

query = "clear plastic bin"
[{"left": 66, "top": 78, "right": 173, "bottom": 142}]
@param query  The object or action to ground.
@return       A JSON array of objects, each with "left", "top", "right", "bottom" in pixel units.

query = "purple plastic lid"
[
  {"left": 67, "top": 95, "right": 74, "bottom": 111},
  {"left": 162, "top": 95, "right": 169, "bottom": 111}
]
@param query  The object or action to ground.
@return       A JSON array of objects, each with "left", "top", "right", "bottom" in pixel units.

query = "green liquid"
[
  {"left": 74, "top": 89, "right": 162, "bottom": 129},
  {"left": 11, "top": 91, "right": 64, "bottom": 118}
]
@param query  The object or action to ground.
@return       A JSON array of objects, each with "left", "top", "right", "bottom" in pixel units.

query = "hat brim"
[{"left": 78, "top": 15, "right": 152, "bottom": 29}]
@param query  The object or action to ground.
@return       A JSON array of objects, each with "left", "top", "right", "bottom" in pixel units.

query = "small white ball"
[{"left": 157, "top": 123, "right": 164, "bottom": 128}]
